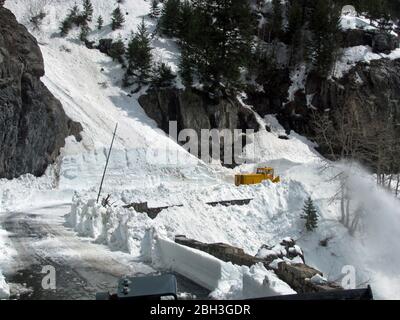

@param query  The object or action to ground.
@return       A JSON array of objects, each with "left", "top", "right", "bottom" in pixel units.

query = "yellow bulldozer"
[{"left": 235, "top": 167, "right": 280, "bottom": 186}]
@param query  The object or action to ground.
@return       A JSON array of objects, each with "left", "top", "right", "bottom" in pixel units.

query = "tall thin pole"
[{"left": 97, "top": 123, "right": 118, "bottom": 203}]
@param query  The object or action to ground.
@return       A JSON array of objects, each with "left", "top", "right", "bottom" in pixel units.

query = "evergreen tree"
[
  {"left": 60, "top": 18, "right": 73, "bottom": 37},
  {"left": 59, "top": 4, "right": 80, "bottom": 36},
  {"left": 288, "top": 0, "right": 305, "bottom": 65},
  {"left": 288, "top": 0, "right": 303, "bottom": 36},
  {"left": 307, "top": 0, "right": 341, "bottom": 77},
  {"left": 363, "top": 0, "right": 383, "bottom": 23},
  {"left": 83, "top": 0, "right": 94, "bottom": 22},
  {"left": 97, "top": 15, "right": 104, "bottom": 30},
  {"left": 69, "top": 3, "right": 80, "bottom": 20},
  {"left": 149, "top": 0, "right": 161, "bottom": 19},
  {"left": 178, "top": 0, "right": 193, "bottom": 41},
  {"left": 151, "top": 63, "right": 176, "bottom": 88},
  {"left": 112, "top": 6, "right": 125, "bottom": 30},
  {"left": 301, "top": 197, "right": 319, "bottom": 231},
  {"left": 179, "top": 48, "right": 194, "bottom": 87},
  {"left": 270, "top": 0, "right": 283, "bottom": 40},
  {"left": 109, "top": 38, "right": 126, "bottom": 63},
  {"left": 126, "top": 19, "right": 152, "bottom": 84},
  {"left": 159, "top": 0, "right": 181, "bottom": 37},
  {"left": 79, "top": 23, "right": 90, "bottom": 42},
  {"left": 180, "top": 0, "right": 254, "bottom": 92}
]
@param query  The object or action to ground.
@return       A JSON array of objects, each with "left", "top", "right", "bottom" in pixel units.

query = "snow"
[
  {"left": 0, "top": 270, "right": 10, "bottom": 299},
  {"left": 333, "top": 46, "right": 400, "bottom": 79},
  {"left": 341, "top": 15, "right": 375, "bottom": 31},
  {"left": 287, "top": 64, "right": 307, "bottom": 103},
  {"left": 0, "top": 0, "right": 400, "bottom": 300},
  {"left": 335, "top": 13, "right": 400, "bottom": 78},
  {"left": 149, "top": 234, "right": 294, "bottom": 299},
  {"left": 310, "top": 274, "right": 328, "bottom": 285},
  {"left": 242, "top": 264, "right": 295, "bottom": 298}
]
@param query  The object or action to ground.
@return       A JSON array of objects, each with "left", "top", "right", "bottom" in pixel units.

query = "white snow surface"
[
  {"left": 0, "top": 0, "right": 399, "bottom": 300},
  {"left": 0, "top": 270, "right": 10, "bottom": 299},
  {"left": 148, "top": 233, "right": 295, "bottom": 299},
  {"left": 333, "top": 46, "right": 400, "bottom": 79}
]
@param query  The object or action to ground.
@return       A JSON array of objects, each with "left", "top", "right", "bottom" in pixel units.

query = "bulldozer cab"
[{"left": 257, "top": 167, "right": 274, "bottom": 175}]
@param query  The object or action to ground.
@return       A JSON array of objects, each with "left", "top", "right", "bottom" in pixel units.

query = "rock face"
[
  {"left": 175, "top": 235, "right": 342, "bottom": 293},
  {"left": 0, "top": 8, "right": 82, "bottom": 179},
  {"left": 340, "top": 29, "right": 399, "bottom": 54},
  {"left": 372, "top": 33, "right": 399, "bottom": 54},
  {"left": 138, "top": 88, "right": 260, "bottom": 164},
  {"left": 251, "top": 58, "right": 400, "bottom": 137}
]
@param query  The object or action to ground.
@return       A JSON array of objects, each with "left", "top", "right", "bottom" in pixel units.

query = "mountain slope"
[{"left": 1, "top": 0, "right": 400, "bottom": 300}]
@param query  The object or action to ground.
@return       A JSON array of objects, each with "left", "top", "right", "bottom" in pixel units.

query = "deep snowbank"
[
  {"left": 0, "top": 270, "right": 10, "bottom": 299},
  {"left": 145, "top": 232, "right": 295, "bottom": 299},
  {"left": 67, "top": 161, "right": 400, "bottom": 299}
]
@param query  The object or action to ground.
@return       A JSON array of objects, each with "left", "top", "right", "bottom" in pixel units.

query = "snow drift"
[
  {"left": 0, "top": 271, "right": 10, "bottom": 299},
  {"left": 145, "top": 232, "right": 295, "bottom": 299}
]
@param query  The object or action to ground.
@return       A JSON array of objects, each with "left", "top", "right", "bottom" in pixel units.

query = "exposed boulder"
[
  {"left": 96, "top": 38, "right": 113, "bottom": 55},
  {"left": 175, "top": 235, "right": 342, "bottom": 293},
  {"left": 372, "top": 32, "right": 399, "bottom": 54},
  {"left": 341, "top": 29, "right": 373, "bottom": 48},
  {"left": 308, "top": 59, "right": 400, "bottom": 122},
  {"left": 245, "top": 68, "right": 291, "bottom": 117},
  {"left": 275, "top": 58, "right": 400, "bottom": 142},
  {"left": 0, "top": 7, "right": 82, "bottom": 179},
  {"left": 256, "top": 238, "right": 305, "bottom": 265}
]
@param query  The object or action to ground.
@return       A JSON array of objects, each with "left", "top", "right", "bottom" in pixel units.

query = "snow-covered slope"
[{"left": 1, "top": 0, "right": 400, "bottom": 300}]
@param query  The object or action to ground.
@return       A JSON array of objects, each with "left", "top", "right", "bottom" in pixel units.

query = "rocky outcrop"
[
  {"left": 175, "top": 235, "right": 342, "bottom": 293},
  {"left": 340, "top": 29, "right": 399, "bottom": 54},
  {"left": 341, "top": 29, "right": 373, "bottom": 48},
  {"left": 372, "top": 32, "right": 399, "bottom": 54},
  {"left": 139, "top": 88, "right": 259, "bottom": 134},
  {"left": 138, "top": 88, "right": 260, "bottom": 165},
  {"left": 251, "top": 57, "right": 400, "bottom": 141},
  {"left": 307, "top": 59, "right": 400, "bottom": 122},
  {"left": 0, "top": 8, "right": 82, "bottom": 179}
]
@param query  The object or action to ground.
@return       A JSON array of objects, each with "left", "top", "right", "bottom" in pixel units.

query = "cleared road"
[{"left": 1, "top": 204, "right": 209, "bottom": 300}]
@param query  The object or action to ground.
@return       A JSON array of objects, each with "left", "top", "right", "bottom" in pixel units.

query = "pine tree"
[
  {"left": 97, "top": 15, "right": 104, "bottom": 30},
  {"left": 79, "top": 23, "right": 90, "bottom": 42},
  {"left": 179, "top": 48, "right": 194, "bottom": 87},
  {"left": 59, "top": 4, "right": 80, "bottom": 36},
  {"left": 301, "top": 197, "right": 319, "bottom": 231},
  {"left": 60, "top": 18, "right": 73, "bottom": 37},
  {"left": 126, "top": 18, "right": 152, "bottom": 84},
  {"left": 149, "top": 0, "right": 161, "bottom": 19},
  {"left": 288, "top": 0, "right": 303, "bottom": 36},
  {"left": 180, "top": 0, "right": 254, "bottom": 92},
  {"left": 151, "top": 63, "right": 176, "bottom": 88},
  {"left": 178, "top": 0, "right": 193, "bottom": 41},
  {"left": 69, "top": 3, "right": 80, "bottom": 20},
  {"left": 159, "top": 0, "right": 181, "bottom": 37},
  {"left": 288, "top": 0, "right": 305, "bottom": 65},
  {"left": 112, "top": 6, "right": 125, "bottom": 30},
  {"left": 307, "top": 0, "right": 341, "bottom": 77},
  {"left": 270, "top": 0, "right": 283, "bottom": 40},
  {"left": 109, "top": 38, "right": 126, "bottom": 63},
  {"left": 83, "top": 0, "right": 94, "bottom": 22}
]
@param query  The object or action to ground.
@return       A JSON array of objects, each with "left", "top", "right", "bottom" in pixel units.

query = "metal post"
[{"left": 97, "top": 123, "right": 118, "bottom": 203}]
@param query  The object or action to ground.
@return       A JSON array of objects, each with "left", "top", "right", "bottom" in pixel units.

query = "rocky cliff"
[
  {"left": 275, "top": 58, "right": 400, "bottom": 137},
  {"left": 0, "top": 7, "right": 82, "bottom": 179},
  {"left": 139, "top": 88, "right": 260, "bottom": 165}
]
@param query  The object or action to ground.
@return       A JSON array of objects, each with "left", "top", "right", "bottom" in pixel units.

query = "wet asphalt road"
[{"left": 1, "top": 206, "right": 209, "bottom": 300}]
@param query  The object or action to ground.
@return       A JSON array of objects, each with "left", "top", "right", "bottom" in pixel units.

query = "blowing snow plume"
[{"left": 335, "top": 162, "right": 400, "bottom": 299}]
